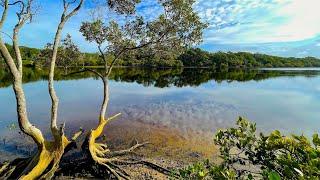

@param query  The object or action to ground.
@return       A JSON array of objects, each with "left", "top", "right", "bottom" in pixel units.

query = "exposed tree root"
[
  {"left": 0, "top": 129, "right": 82, "bottom": 180},
  {"left": 81, "top": 115, "right": 172, "bottom": 179}
]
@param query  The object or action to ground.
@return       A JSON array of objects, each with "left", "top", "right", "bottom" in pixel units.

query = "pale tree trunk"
[
  {"left": 13, "top": 29, "right": 23, "bottom": 74},
  {"left": 0, "top": 41, "right": 45, "bottom": 146},
  {"left": 0, "top": 0, "right": 84, "bottom": 179},
  {"left": 49, "top": 22, "right": 65, "bottom": 138},
  {"left": 49, "top": 0, "right": 84, "bottom": 139},
  {"left": 99, "top": 77, "right": 109, "bottom": 122},
  {"left": 0, "top": 0, "right": 44, "bottom": 147}
]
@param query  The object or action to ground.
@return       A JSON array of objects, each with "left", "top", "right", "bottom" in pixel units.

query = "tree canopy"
[
  {"left": 37, "top": 34, "right": 82, "bottom": 70},
  {"left": 80, "top": 0, "right": 207, "bottom": 70}
]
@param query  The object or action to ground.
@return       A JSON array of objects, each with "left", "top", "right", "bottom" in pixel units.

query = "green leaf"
[
  {"left": 268, "top": 171, "right": 281, "bottom": 180},
  {"left": 312, "top": 134, "right": 320, "bottom": 146},
  {"left": 198, "top": 171, "right": 206, "bottom": 177}
]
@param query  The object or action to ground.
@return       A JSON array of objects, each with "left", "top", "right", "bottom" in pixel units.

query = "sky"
[{"left": 1, "top": 0, "right": 320, "bottom": 58}]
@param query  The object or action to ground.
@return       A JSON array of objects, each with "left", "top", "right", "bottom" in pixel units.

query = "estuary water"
[{"left": 0, "top": 67, "right": 319, "bottom": 159}]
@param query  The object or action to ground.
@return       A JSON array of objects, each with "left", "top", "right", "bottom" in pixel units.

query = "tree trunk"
[
  {"left": 0, "top": 38, "right": 45, "bottom": 147},
  {"left": 49, "top": 22, "right": 65, "bottom": 138},
  {"left": 99, "top": 77, "right": 109, "bottom": 122},
  {"left": 0, "top": 0, "right": 84, "bottom": 178}
]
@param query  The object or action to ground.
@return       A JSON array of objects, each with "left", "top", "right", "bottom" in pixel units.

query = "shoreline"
[
  {"left": 0, "top": 118, "right": 218, "bottom": 173},
  {"left": 0, "top": 119, "right": 219, "bottom": 179}
]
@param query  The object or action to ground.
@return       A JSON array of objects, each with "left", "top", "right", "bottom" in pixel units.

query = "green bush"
[{"left": 174, "top": 117, "right": 320, "bottom": 179}]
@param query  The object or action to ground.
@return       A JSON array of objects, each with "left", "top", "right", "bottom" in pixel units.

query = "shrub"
[{"left": 174, "top": 117, "right": 320, "bottom": 179}]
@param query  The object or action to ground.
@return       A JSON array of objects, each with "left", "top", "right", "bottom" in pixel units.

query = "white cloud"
[
  {"left": 1, "top": 0, "right": 319, "bottom": 57},
  {"left": 197, "top": 0, "right": 320, "bottom": 44}
]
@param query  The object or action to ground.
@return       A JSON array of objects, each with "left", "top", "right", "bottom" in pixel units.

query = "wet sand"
[
  {"left": 0, "top": 117, "right": 218, "bottom": 164},
  {"left": 71, "top": 117, "right": 218, "bottom": 163}
]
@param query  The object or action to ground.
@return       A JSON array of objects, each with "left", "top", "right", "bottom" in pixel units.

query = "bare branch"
[
  {"left": 106, "top": 32, "right": 168, "bottom": 77},
  {"left": 107, "top": 112, "right": 121, "bottom": 122},
  {"left": 84, "top": 68, "right": 104, "bottom": 79},
  {"left": 64, "top": 0, "right": 84, "bottom": 22},
  {"left": 0, "top": 0, "right": 8, "bottom": 29},
  {"left": 0, "top": 30, "right": 12, "bottom": 40},
  {"left": 49, "top": 0, "right": 84, "bottom": 138},
  {"left": 65, "top": 68, "right": 106, "bottom": 81},
  {"left": 110, "top": 140, "right": 149, "bottom": 157},
  {"left": 71, "top": 128, "right": 83, "bottom": 141},
  {"left": 11, "top": 0, "right": 35, "bottom": 74}
]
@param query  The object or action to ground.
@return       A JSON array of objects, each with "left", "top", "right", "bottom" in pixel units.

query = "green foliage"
[
  {"left": 175, "top": 118, "right": 320, "bottom": 179},
  {"left": 36, "top": 34, "right": 82, "bottom": 71},
  {"left": 0, "top": 44, "right": 41, "bottom": 66},
  {"left": 179, "top": 48, "right": 320, "bottom": 68},
  {"left": 2, "top": 44, "right": 320, "bottom": 68},
  {"left": 173, "top": 160, "right": 236, "bottom": 180},
  {"left": 268, "top": 171, "right": 281, "bottom": 180},
  {"left": 80, "top": 0, "right": 207, "bottom": 70}
]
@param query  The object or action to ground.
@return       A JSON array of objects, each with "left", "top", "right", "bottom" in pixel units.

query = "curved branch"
[
  {"left": 12, "top": 0, "right": 34, "bottom": 74},
  {"left": 49, "top": 0, "right": 84, "bottom": 139},
  {"left": 0, "top": 31, "right": 12, "bottom": 40},
  {"left": 84, "top": 68, "right": 104, "bottom": 79},
  {"left": 64, "top": 0, "right": 84, "bottom": 21},
  {"left": 66, "top": 68, "right": 104, "bottom": 80},
  {"left": 106, "top": 31, "right": 168, "bottom": 77},
  {"left": 0, "top": 0, "right": 8, "bottom": 29},
  {"left": 0, "top": 0, "right": 45, "bottom": 147},
  {"left": 110, "top": 141, "right": 149, "bottom": 157}
]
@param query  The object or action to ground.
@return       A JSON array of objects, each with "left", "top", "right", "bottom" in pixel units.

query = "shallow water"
[{"left": 0, "top": 67, "right": 319, "bottom": 159}]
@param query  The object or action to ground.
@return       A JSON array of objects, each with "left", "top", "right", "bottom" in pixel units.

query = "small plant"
[
  {"left": 175, "top": 117, "right": 320, "bottom": 179},
  {"left": 172, "top": 160, "right": 236, "bottom": 180}
]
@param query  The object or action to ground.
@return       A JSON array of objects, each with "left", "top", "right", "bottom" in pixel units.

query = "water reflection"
[
  {"left": 1, "top": 67, "right": 319, "bottom": 88},
  {"left": 0, "top": 67, "right": 320, "bottom": 159}
]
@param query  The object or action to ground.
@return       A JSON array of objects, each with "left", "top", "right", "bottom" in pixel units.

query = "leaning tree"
[
  {"left": 79, "top": 0, "right": 207, "bottom": 178},
  {"left": 0, "top": 0, "right": 83, "bottom": 179}
]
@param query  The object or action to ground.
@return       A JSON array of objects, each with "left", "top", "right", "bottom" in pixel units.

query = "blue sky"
[{"left": 2, "top": 0, "right": 320, "bottom": 57}]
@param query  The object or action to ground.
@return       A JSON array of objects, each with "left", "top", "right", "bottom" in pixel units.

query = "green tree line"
[
  {"left": 179, "top": 48, "right": 320, "bottom": 68},
  {"left": 1, "top": 44, "right": 320, "bottom": 69}
]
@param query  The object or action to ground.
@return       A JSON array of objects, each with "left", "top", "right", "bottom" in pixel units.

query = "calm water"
[{"left": 0, "top": 67, "right": 319, "bottom": 149}]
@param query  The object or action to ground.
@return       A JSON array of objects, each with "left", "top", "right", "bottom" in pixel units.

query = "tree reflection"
[{"left": 0, "top": 67, "right": 319, "bottom": 88}]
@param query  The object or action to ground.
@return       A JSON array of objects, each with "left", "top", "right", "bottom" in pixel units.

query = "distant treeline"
[
  {"left": 1, "top": 44, "right": 320, "bottom": 69},
  {"left": 0, "top": 43, "right": 100, "bottom": 68},
  {"left": 179, "top": 48, "right": 320, "bottom": 68}
]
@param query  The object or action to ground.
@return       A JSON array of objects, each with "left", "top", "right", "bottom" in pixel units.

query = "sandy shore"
[{"left": 0, "top": 118, "right": 218, "bottom": 179}]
